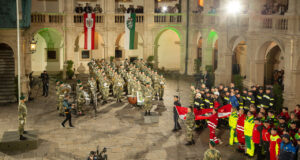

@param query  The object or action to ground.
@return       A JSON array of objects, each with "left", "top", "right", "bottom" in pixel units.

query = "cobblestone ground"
[{"left": 0, "top": 76, "right": 246, "bottom": 160}]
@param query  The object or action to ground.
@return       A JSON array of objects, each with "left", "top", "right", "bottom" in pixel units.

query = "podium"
[{"left": 0, "top": 130, "right": 38, "bottom": 151}]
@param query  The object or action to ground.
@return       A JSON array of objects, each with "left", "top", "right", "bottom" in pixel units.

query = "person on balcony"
[{"left": 127, "top": 5, "right": 135, "bottom": 13}]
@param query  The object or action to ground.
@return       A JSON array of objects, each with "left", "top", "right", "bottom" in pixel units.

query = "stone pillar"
[
  {"left": 144, "top": 0, "right": 155, "bottom": 59},
  {"left": 248, "top": 0, "right": 263, "bottom": 32},
  {"left": 59, "top": 0, "right": 65, "bottom": 13},
  {"left": 287, "top": 0, "right": 296, "bottom": 14}
]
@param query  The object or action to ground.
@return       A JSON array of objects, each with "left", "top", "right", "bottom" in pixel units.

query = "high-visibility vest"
[
  {"left": 270, "top": 135, "right": 281, "bottom": 156},
  {"left": 229, "top": 112, "right": 238, "bottom": 129},
  {"left": 244, "top": 115, "right": 255, "bottom": 136}
]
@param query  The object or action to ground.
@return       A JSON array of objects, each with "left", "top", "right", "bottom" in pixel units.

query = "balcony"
[
  {"left": 31, "top": 13, "right": 63, "bottom": 24},
  {"left": 114, "top": 14, "right": 144, "bottom": 24},
  {"left": 73, "top": 14, "right": 104, "bottom": 23},
  {"left": 261, "top": 15, "right": 289, "bottom": 33},
  {"left": 154, "top": 13, "right": 182, "bottom": 23}
]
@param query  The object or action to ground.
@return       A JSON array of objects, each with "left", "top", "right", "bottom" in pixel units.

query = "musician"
[
  {"left": 172, "top": 95, "right": 182, "bottom": 132},
  {"left": 40, "top": 70, "right": 49, "bottom": 97},
  {"left": 159, "top": 75, "right": 165, "bottom": 100},
  {"left": 77, "top": 85, "right": 86, "bottom": 115},
  {"left": 61, "top": 95, "right": 74, "bottom": 128}
]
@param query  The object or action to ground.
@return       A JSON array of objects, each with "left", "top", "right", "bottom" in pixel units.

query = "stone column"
[
  {"left": 144, "top": 0, "right": 155, "bottom": 61},
  {"left": 59, "top": 0, "right": 65, "bottom": 13},
  {"left": 287, "top": 0, "right": 296, "bottom": 14}
]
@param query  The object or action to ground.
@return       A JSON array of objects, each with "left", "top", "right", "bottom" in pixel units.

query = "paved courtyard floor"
[{"left": 0, "top": 76, "right": 246, "bottom": 160}]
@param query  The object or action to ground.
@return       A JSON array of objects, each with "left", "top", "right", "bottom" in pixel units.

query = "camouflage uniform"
[
  {"left": 77, "top": 89, "right": 85, "bottom": 114},
  {"left": 203, "top": 149, "right": 221, "bottom": 160},
  {"left": 102, "top": 78, "right": 111, "bottom": 102},
  {"left": 115, "top": 76, "right": 124, "bottom": 102},
  {"left": 18, "top": 102, "right": 27, "bottom": 136},
  {"left": 158, "top": 76, "right": 165, "bottom": 100},
  {"left": 153, "top": 75, "right": 160, "bottom": 99},
  {"left": 143, "top": 85, "right": 154, "bottom": 112},
  {"left": 185, "top": 111, "right": 195, "bottom": 142},
  {"left": 58, "top": 87, "right": 65, "bottom": 115}
]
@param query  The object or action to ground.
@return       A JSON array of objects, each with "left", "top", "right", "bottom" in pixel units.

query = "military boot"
[{"left": 185, "top": 141, "right": 193, "bottom": 146}]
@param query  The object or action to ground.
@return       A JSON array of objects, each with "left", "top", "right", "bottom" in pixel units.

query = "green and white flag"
[{"left": 124, "top": 13, "right": 136, "bottom": 50}]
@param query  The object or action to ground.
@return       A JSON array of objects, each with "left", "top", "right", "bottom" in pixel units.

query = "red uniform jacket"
[
  {"left": 270, "top": 134, "right": 281, "bottom": 160},
  {"left": 279, "top": 112, "right": 290, "bottom": 121},
  {"left": 208, "top": 113, "right": 218, "bottom": 129},
  {"left": 295, "top": 109, "right": 300, "bottom": 120},
  {"left": 262, "top": 126, "right": 271, "bottom": 142},
  {"left": 252, "top": 123, "right": 262, "bottom": 144}
]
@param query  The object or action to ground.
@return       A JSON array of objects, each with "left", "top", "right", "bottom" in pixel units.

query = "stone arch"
[
  {"left": 115, "top": 31, "right": 144, "bottom": 60},
  {"left": 154, "top": 27, "right": 183, "bottom": 71},
  {"left": 256, "top": 38, "right": 285, "bottom": 61},
  {"left": 31, "top": 28, "right": 64, "bottom": 73},
  {"left": 230, "top": 35, "right": 247, "bottom": 52},
  {"left": 255, "top": 39, "right": 285, "bottom": 86}
]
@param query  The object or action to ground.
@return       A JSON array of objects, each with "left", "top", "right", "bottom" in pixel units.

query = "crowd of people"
[
  {"left": 154, "top": 4, "right": 181, "bottom": 13},
  {"left": 75, "top": 3, "right": 103, "bottom": 14},
  {"left": 177, "top": 81, "right": 300, "bottom": 159},
  {"left": 261, "top": 1, "right": 288, "bottom": 15},
  {"left": 115, "top": 4, "right": 144, "bottom": 13}
]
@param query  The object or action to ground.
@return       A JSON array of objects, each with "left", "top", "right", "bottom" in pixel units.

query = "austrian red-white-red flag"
[{"left": 84, "top": 13, "right": 95, "bottom": 50}]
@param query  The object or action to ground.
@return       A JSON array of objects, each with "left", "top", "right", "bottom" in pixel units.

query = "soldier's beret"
[
  {"left": 77, "top": 80, "right": 82, "bottom": 83},
  {"left": 20, "top": 95, "right": 25, "bottom": 100},
  {"left": 56, "top": 80, "right": 59, "bottom": 82},
  {"left": 60, "top": 81, "right": 64, "bottom": 84},
  {"left": 209, "top": 140, "right": 216, "bottom": 147}
]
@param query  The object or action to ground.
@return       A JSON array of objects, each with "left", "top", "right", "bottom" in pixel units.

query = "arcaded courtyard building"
[{"left": 0, "top": 0, "right": 299, "bottom": 108}]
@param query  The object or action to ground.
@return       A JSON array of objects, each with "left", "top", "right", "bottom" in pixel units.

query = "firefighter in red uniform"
[
  {"left": 262, "top": 119, "right": 271, "bottom": 160},
  {"left": 208, "top": 108, "right": 220, "bottom": 144},
  {"left": 252, "top": 118, "right": 263, "bottom": 159},
  {"left": 236, "top": 108, "right": 246, "bottom": 152}
]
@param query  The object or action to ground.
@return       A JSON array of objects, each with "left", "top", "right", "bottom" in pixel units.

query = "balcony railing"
[
  {"left": 154, "top": 14, "right": 182, "bottom": 23},
  {"left": 115, "top": 14, "right": 144, "bottom": 23},
  {"left": 31, "top": 13, "right": 63, "bottom": 23},
  {"left": 74, "top": 14, "right": 104, "bottom": 23},
  {"left": 261, "top": 15, "right": 288, "bottom": 32}
]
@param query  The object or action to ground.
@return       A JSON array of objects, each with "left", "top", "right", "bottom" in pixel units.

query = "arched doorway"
[
  {"left": 257, "top": 41, "right": 284, "bottom": 87},
  {"left": 154, "top": 27, "right": 182, "bottom": 71},
  {"left": 0, "top": 43, "right": 16, "bottom": 103},
  {"left": 75, "top": 31, "right": 104, "bottom": 73},
  {"left": 31, "top": 28, "right": 63, "bottom": 74},
  {"left": 115, "top": 32, "right": 143, "bottom": 62},
  {"left": 232, "top": 41, "right": 247, "bottom": 77},
  {"left": 265, "top": 45, "right": 284, "bottom": 86},
  {"left": 207, "top": 30, "right": 218, "bottom": 72}
]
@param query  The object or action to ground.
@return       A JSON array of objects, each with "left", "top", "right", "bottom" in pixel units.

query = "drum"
[{"left": 127, "top": 95, "right": 137, "bottom": 105}]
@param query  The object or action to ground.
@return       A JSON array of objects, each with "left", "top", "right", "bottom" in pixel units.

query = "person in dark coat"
[{"left": 172, "top": 96, "right": 181, "bottom": 132}]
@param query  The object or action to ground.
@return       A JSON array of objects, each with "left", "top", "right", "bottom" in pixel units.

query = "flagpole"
[{"left": 16, "top": 0, "right": 21, "bottom": 104}]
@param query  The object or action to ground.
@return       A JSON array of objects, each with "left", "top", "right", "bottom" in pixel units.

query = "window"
[
  {"left": 47, "top": 50, "right": 56, "bottom": 60},
  {"left": 82, "top": 50, "right": 90, "bottom": 59}
]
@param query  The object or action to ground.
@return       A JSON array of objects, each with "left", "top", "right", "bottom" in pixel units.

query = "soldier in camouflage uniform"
[
  {"left": 203, "top": 141, "right": 221, "bottom": 160},
  {"left": 102, "top": 76, "right": 110, "bottom": 104},
  {"left": 55, "top": 80, "right": 60, "bottom": 110},
  {"left": 18, "top": 95, "right": 27, "bottom": 140},
  {"left": 77, "top": 85, "right": 85, "bottom": 115},
  {"left": 158, "top": 75, "right": 165, "bottom": 100},
  {"left": 143, "top": 82, "right": 154, "bottom": 116},
  {"left": 152, "top": 73, "right": 160, "bottom": 100},
  {"left": 185, "top": 106, "right": 195, "bottom": 145},
  {"left": 190, "top": 85, "right": 197, "bottom": 107},
  {"left": 115, "top": 75, "right": 124, "bottom": 103},
  {"left": 88, "top": 77, "right": 97, "bottom": 104},
  {"left": 58, "top": 81, "right": 65, "bottom": 116}
]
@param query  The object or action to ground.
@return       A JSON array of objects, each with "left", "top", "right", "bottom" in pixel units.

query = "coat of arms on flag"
[
  {"left": 124, "top": 13, "right": 136, "bottom": 50},
  {"left": 84, "top": 13, "right": 95, "bottom": 50}
]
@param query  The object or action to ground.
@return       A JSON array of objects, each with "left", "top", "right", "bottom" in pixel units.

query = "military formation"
[{"left": 88, "top": 58, "right": 165, "bottom": 116}]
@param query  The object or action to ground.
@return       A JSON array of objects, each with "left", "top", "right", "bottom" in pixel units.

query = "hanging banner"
[
  {"left": 84, "top": 13, "right": 95, "bottom": 50},
  {"left": 124, "top": 13, "right": 136, "bottom": 50}
]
